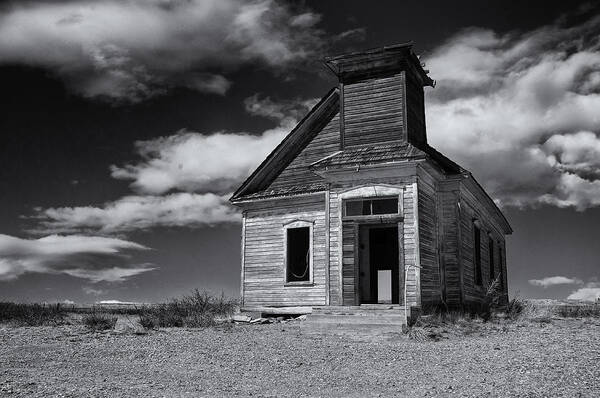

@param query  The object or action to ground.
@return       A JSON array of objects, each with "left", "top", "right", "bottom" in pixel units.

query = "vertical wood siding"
[
  {"left": 418, "top": 178, "right": 441, "bottom": 307},
  {"left": 243, "top": 196, "right": 327, "bottom": 306},
  {"left": 457, "top": 187, "right": 508, "bottom": 307},
  {"left": 439, "top": 190, "right": 461, "bottom": 307},
  {"left": 343, "top": 73, "right": 406, "bottom": 147}
]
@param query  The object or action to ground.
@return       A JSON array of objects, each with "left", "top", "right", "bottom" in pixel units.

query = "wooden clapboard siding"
[
  {"left": 438, "top": 187, "right": 461, "bottom": 307},
  {"left": 268, "top": 113, "right": 340, "bottom": 190},
  {"left": 417, "top": 174, "right": 441, "bottom": 307},
  {"left": 343, "top": 73, "right": 406, "bottom": 147},
  {"left": 405, "top": 71, "right": 427, "bottom": 146},
  {"left": 457, "top": 182, "right": 509, "bottom": 306},
  {"left": 402, "top": 180, "right": 418, "bottom": 307},
  {"left": 243, "top": 196, "right": 327, "bottom": 307},
  {"left": 341, "top": 221, "right": 357, "bottom": 305},
  {"left": 328, "top": 189, "right": 341, "bottom": 305}
]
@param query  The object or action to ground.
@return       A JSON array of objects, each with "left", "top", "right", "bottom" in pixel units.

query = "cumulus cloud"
[
  {"left": 528, "top": 276, "right": 583, "bottom": 288},
  {"left": 111, "top": 94, "right": 316, "bottom": 194},
  {"left": 0, "top": 0, "right": 327, "bottom": 102},
  {"left": 425, "top": 12, "right": 600, "bottom": 210},
  {"left": 567, "top": 282, "right": 600, "bottom": 301},
  {"left": 0, "top": 234, "right": 153, "bottom": 282},
  {"left": 32, "top": 94, "right": 318, "bottom": 233},
  {"left": 32, "top": 193, "right": 239, "bottom": 234},
  {"left": 110, "top": 128, "right": 289, "bottom": 195}
]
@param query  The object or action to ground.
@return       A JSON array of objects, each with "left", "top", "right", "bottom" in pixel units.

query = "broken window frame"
[
  {"left": 283, "top": 220, "right": 313, "bottom": 285},
  {"left": 343, "top": 196, "right": 400, "bottom": 217}
]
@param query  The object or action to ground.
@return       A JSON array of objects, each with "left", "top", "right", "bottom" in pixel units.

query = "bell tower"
[{"left": 324, "top": 42, "right": 434, "bottom": 150}]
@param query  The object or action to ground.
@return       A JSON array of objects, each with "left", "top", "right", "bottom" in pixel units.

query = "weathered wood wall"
[
  {"left": 417, "top": 169, "right": 442, "bottom": 307},
  {"left": 268, "top": 113, "right": 340, "bottom": 191},
  {"left": 328, "top": 177, "right": 418, "bottom": 307},
  {"left": 242, "top": 195, "right": 327, "bottom": 306},
  {"left": 457, "top": 184, "right": 508, "bottom": 306},
  {"left": 405, "top": 71, "right": 427, "bottom": 146},
  {"left": 342, "top": 73, "right": 406, "bottom": 147},
  {"left": 438, "top": 182, "right": 462, "bottom": 307},
  {"left": 341, "top": 221, "right": 357, "bottom": 305}
]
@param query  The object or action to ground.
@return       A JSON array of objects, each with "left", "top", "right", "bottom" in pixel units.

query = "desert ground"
[{"left": 1, "top": 314, "right": 599, "bottom": 397}]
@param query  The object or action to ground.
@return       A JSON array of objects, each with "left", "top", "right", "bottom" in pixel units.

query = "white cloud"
[
  {"left": 110, "top": 128, "right": 289, "bottom": 195},
  {"left": 96, "top": 299, "right": 139, "bottom": 305},
  {"left": 83, "top": 286, "right": 106, "bottom": 296},
  {"left": 528, "top": 276, "right": 583, "bottom": 288},
  {"left": 33, "top": 192, "right": 240, "bottom": 234},
  {"left": 567, "top": 286, "right": 600, "bottom": 301},
  {"left": 110, "top": 94, "right": 316, "bottom": 195},
  {"left": 0, "top": 234, "right": 152, "bottom": 282},
  {"left": 425, "top": 14, "right": 600, "bottom": 210},
  {"left": 0, "top": 0, "right": 326, "bottom": 102}
]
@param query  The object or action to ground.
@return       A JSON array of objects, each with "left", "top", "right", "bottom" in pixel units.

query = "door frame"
[{"left": 358, "top": 223, "right": 402, "bottom": 304}]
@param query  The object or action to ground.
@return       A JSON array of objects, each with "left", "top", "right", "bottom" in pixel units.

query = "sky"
[{"left": 1, "top": 0, "right": 599, "bottom": 303}]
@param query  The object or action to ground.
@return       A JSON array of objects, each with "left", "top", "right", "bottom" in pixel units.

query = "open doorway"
[{"left": 358, "top": 225, "right": 399, "bottom": 304}]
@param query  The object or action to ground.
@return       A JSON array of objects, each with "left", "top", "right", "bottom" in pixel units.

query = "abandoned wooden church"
[{"left": 231, "top": 43, "right": 512, "bottom": 315}]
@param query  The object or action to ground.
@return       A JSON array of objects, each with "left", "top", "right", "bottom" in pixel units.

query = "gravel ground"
[{"left": 1, "top": 317, "right": 599, "bottom": 397}]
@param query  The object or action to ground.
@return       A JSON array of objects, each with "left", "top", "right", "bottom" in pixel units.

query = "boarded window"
[
  {"left": 488, "top": 237, "right": 495, "bottom": 282},
  {"left": 474, "top": 223, "right": 482, "bottom": 286},
  {"left": 344, "top": 197, "right": 398, "bottom": 216},
  {"left": 286, "top": 227, "right": 310, "bottom": 282}
]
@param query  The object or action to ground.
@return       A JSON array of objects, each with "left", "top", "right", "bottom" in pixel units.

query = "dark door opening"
[{"left": 359, "top": 225, "right": 399, "bottom": 304}]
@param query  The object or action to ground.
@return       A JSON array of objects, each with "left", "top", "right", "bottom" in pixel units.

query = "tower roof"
[{"left": 323, "top": 42, "right": 434, "bottom": 86}]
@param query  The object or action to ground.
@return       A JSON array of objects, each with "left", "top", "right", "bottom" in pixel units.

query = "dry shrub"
[
  {"left": 82, "top": 311, "right": 117, "bottom": 331},
  {"left": 139, "top": 290, "right": 237, "bottom": 329},
  {"left": 554, "top": 304, "right": 600, "bottom": 318},
  {"left": 0, "top": 302, "right": 68, "bottom": 326},
  {"left": 506, "top": 295, "right": 526, "bottom": 320}
]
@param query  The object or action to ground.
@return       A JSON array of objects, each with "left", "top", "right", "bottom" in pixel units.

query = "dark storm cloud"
[
  {"left": 425, "top": 13, "right": 600, "bottom": 210},
  {"left": 0, "top": 0, "right": 327, "bottom": 102},
  {"left": 0, "top": 234, "right": 153, "bottom": 282}
]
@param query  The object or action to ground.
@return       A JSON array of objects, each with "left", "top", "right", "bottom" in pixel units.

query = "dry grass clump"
[
  {"left": 0, "top": 302, "right": 68, "bottom": 326},
  {"left": 554, "top": 304, "right": 600, "bottom": 318},
  {"left": 82, "top": 311, "right": 117, "bottom": 331},
  {"left": 138, "top": 290, "right": 237, "bottom": 329}
]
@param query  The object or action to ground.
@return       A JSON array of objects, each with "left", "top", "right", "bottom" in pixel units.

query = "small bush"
[
  {"left": 0, "top": 302, "right": 67, "bottom": 326},
  {"left": 138, "top": 290, "right": 237, "bottom": 329},
  {"left": 506, "top": 295, "right": 526, "bottom": 320},
  {"left": 82, "top": 311, "right": 117, "bottom": 331}
]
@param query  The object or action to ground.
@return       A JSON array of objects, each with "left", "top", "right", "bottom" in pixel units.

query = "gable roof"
[
  {"left": 309, "top": 141, "right": 463, "bottom": 175},
  {"left": 230, "top": 87, "right": 339, "bottom": 202}
]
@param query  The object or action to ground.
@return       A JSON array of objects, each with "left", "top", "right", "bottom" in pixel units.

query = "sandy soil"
[{"left": 1, "top": 317, "right": 599, "bottom": 397}]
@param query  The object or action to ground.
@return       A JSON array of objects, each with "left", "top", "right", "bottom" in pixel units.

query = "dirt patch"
[{"left": 1, "top": 317, "right": 599, "bottom": 397}]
